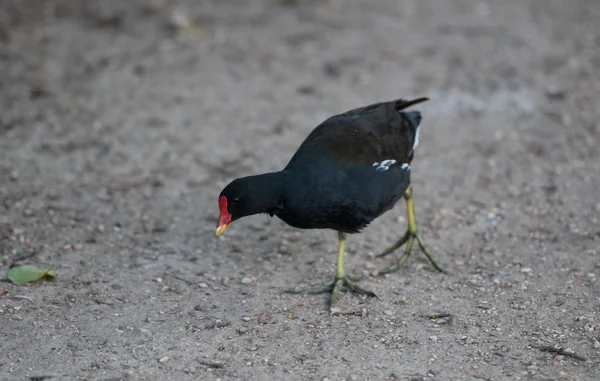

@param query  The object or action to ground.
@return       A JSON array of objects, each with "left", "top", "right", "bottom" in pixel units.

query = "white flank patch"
[
  {"left": 374, "top": 159, "right": 397, "bottom": 172},
  {"left": 413, "top": 125, "right": 420, "bottom": 150}
]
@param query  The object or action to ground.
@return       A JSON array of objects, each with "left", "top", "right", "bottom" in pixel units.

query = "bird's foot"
[
  {"left": 285, "top": 274, "right": 377, "bottom": 310},
  {"left": 377, "top": 229, "right": 445, "bottom": 275}
]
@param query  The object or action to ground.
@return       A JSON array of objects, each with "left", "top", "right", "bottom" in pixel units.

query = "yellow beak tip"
[{"left": 215, "top": 224, "right": 228, "bottom": 236}]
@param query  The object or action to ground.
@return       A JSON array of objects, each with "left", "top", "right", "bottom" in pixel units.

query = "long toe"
[
  {"left": 377, "top": 231, "right": 410, "bottom": 258},
  {"left": 285, "top": 275, "right": 376, "bottom": 309},
  {"left": 345, "top": 278, "right": 377, "bottom": 298},
  {"left": 416, "top": 234, "right": 446, "bottom": 273},
  {"left": 377, "top": 230, "right": 445, "bottom": 274},
  {"left": 378, "top": 232, "right": 415, "bottom": 275}
]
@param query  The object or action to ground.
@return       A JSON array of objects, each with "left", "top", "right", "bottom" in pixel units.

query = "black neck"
[{"left": 242, "top": 171, "right": 289, "bottom": 216}]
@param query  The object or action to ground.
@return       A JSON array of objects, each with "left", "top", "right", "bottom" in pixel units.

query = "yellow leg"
[
  {"left": 286, "top": 231, "right": 377, "bottom": 310},
  {"left": 378, "top": 186, "right": 445, "bottom": 274},
  {"left": 335, "top": 231, "right": 346, "bottom": 277}
]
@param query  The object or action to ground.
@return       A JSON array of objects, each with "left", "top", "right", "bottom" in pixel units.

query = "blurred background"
[{"left": 1, "top": 0, "right": 599, "bottom": 380}]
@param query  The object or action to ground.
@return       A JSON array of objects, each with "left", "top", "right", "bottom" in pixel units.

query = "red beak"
[{"left": 216, "top": 196, "right": 232, "bottom": 235}]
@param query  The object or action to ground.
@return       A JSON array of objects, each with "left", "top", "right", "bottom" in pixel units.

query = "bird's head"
[
  {"left": 216, "top": 174, "right": 286, "bottom": 236},
  {"left": 216, "top": 178, "right": 252, "bottom": 236}
]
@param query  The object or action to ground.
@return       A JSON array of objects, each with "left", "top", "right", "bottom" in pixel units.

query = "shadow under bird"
[{"left": 216, "top": 97, "right": 445, "bottom": 310}]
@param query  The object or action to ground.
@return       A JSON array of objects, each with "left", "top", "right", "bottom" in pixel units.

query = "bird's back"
[{"left": 285, "top": 98, "right": 426, "bottom": 170}]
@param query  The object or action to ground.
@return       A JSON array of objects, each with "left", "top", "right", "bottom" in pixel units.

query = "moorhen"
[{"left": 216, "top": 97, "right": 444, "bottom": 309}]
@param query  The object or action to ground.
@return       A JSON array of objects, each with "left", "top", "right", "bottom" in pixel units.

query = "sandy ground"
[{"left": 1, "top": 0, "right": 599, "bottom": 380}]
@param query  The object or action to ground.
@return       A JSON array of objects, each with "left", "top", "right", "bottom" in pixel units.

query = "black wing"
[{"left": 284, "top": 97, "right": 427, "bottom": 170}]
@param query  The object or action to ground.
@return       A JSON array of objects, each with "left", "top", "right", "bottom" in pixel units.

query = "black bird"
[{"left": 216, "top": 97, "right": 444, "bottom": 309}]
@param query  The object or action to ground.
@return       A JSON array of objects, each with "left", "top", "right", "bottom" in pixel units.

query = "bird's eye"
[{"left": 231, "top": 197, "right": 240, "bottom": 205}]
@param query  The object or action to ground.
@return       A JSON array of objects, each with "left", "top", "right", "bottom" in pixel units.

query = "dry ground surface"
[{"left": 1, "top": 0, "right": 599, "bottom": 380}]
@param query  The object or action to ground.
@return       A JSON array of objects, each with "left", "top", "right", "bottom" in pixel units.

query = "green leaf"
[{"left": 7, "top": 264, "right": 55, "bottom": 285}]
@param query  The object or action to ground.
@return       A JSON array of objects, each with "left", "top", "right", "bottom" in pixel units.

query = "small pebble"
[
  {"left": 429, "top": 335, "right": 438, "bottom": 342},
  {"left": 383, "top": 310, "right": 393, "bottom": 316},
  {"left": 199, "top": 282, "right": 208, "bottom": 288},
  {"left": 520, "top": 268, "right": 532, "bottom": 273},
  {"left": 287, "top": 232, "right": 302, "bottom": 242},
  {"left": 241, "top": 277, "right": 253, "bottom": 285},
  {"left": 592, "top": 337, "right": 600, "bottom": 349},
  {"left": 242, "top": 316, "right": 251, "bottom": 322},
  {"left": 158, "top": 356, "right": 169, "bottom": 363}
]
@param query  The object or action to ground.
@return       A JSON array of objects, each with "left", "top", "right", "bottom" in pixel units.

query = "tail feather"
[
  {"left": 341, "top": 97, "right": 429, "bottom": 118},
  {"left": 393, "top": 97, "right": 429, "bottom": 112}
]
